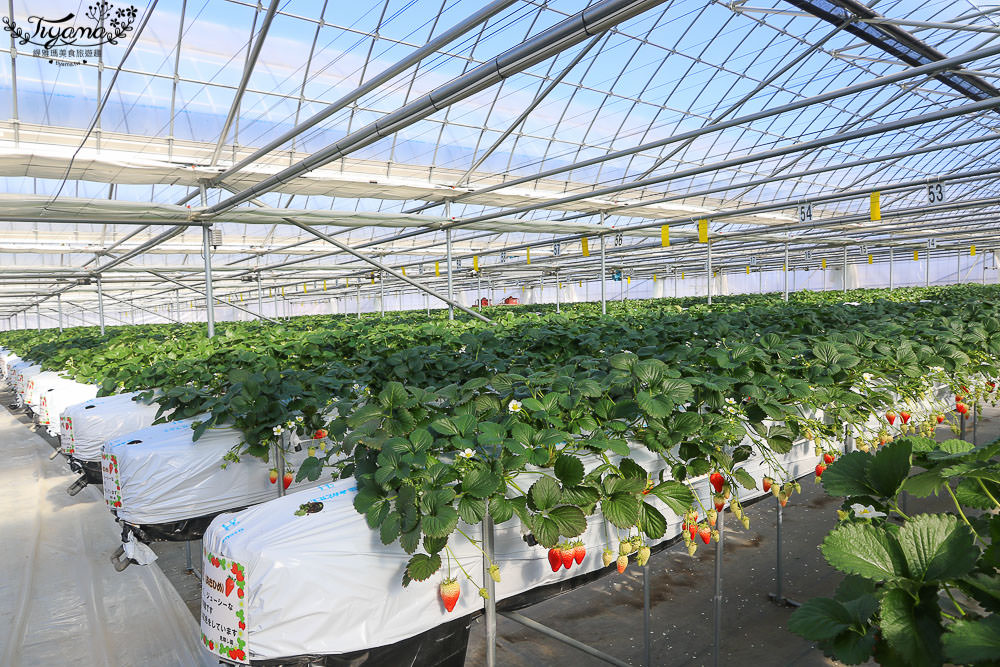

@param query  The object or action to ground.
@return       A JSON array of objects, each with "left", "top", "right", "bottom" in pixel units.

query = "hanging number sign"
[
  {"left": 748, "top": 256, "right": 758, "bottom": 266},
  {"left": 927, "top": 238, "right": 938, "bottom": 249},
  {"left": 804, "top": 250, "right": 813, "bottom": 261},
  {"left": 927, "top": 181, "right": 945, "bottom": 204},
  {"left": 614, "top": 234, "right": 623, "bottom": 247},
  {"left": 797, "top": 203, "right": 813, "bottom": 222},
  {"left": 860, "top": 244, "right": 869, "bottom": 256},
  {"left": 552, "top": 242, "right": 561, "bottom": 257},
  {"left": 500, "top": 252, "right": 507, "bottom": 264}
]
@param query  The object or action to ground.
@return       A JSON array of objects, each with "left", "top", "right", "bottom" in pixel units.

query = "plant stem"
[
  {"left": 977, "top": 478, "right": 1000, "bottom": 510},
  {"left": 945, "top": 483, "right": 983, "bottom": 542},
  {"left": 942, "top": 584, "right": 967, "bottom": 617}
]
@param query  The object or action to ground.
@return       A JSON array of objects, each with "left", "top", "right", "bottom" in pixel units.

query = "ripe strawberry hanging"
[
  {"left": 709, "top": 472, "right": 725, "bottom": 494},
  {"left": 956, "top": 395, "right": 964, "bottom": 403},
  {"left": 283, "top": 471, "right": 293, "bottom": 490},
  {"left": 313, "top": 428, "right": 328, "bottom": 440},
  {"left": 713, "top": 494, "right": 725, "bottom": 512},
  {"left": 439, "top": 578, "right": 460, "bottom": 612},
  {"left": 616, "top": 555, "right": 628, "bottom": 574},
  {"left": 900, "top": 411, "right": 911, "bottom": 424},
  {"left": 936, "top": 414, "right": 945, "bottom": 424},
  {"left": 698, "top": 525, "right": 711, "bottom": 544},
  {"left": 572, "top": 542, "right": 586, "bottom": 565},
  {"left": 561, "top": 545, "right": 574, "bottom": 570},
  {"left": 957, "top": 402, "right": 969, "bottom": 415},
  {"left": 268, "top": 468, "right": 278, "bottom": 484},
  {"left": 762, "top": 476, "right": 773, "bottom": 492},
  {"left": 885, "top": 411, "right": 897, "bottom": 425},
  {"left": 547, "top": 547, "right": 562, "bottom": 572},
  {"left": 815, "top": 464, "right": 826, "bottom": 478},
  {"left": 823, "top": 453, "right": 835, "bottom": 464}
]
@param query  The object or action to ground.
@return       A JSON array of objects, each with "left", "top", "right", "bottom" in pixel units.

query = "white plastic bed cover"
[
  {"left": 199, "top": 382, "right": 964, "bottom": 664},
  {"left": 101, "top": 418, "right": 326, "bottom": 526},
  {"left": 0, "top": 348, "right": 19, "bottom": 379},
  {"left": 24, "top": 370, "right": 63, "bottom": 408},
  {"left": 37, "top": 377, "right": 98, "bottom": 429},
  {"left": 8, "top": 361, "right": 41, "bottom": 403},
  {"left": 62, "top": 392, "right": 163, "bottom": 461}
]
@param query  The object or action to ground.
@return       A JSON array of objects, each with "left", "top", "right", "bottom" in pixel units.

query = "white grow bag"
[
  {"left": 199, "top": 430, "right": 823, "bottom": 663},
  {"left": 62, "top": 392, "right": 164, "bottom": 462},
  {"left": 37, "top": 377, "right": 98, "bottom": 432},
  {"left": 101, "top": 418, "right": 326, "bottom": 527},
  {"left": 8, "top": 361, "right": 41, "bottom": 404}
]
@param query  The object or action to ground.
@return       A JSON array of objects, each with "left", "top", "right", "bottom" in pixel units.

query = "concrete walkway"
[{"left": 0, "top": 396, "right": 213, "bottom": 667}]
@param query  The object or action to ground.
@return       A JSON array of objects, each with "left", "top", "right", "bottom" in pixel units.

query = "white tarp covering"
[
  {"left": 101, "top": 418, "right": 325, "bottom": 526},
  {"left": 36, "top": 377, "right": 97, "bottom": 430},
  {"left": 0, "top": 402, "right": 214, "bottom": 667},
  {"left": 200, "top": 434, "right": 822, "bottom": 663},
  {"left": 62, "top": 392, "right": 163, "bottom": 462}
]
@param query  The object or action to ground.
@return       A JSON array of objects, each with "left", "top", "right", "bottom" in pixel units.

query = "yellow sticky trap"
[
  {"left": 821, "top": 258, "right": 826, "bottom": 269},
  {"left": 370, "top": 275, "right": 375, "bottom": 285},
  {"left": 526, "top": 248, "right": 531, "bottom": 265},
  {"left": 578, "top": 281, "right": 582, "bottom": 287},
  {"left": 783, "top": 264, "right": 786, "bottom": 272},
  {"left": 346, "top": 278, "right": 349, "bottom": 287},
  {"left": 401, "top": 267, "right": 406, "bottom": 277},
  {"left": 559, "top": 283, "right": 563, "bottom": 289},
  {"left": 653, "top": 274, "right": 657, "bottom": 282},
  {"left": 303, "top": 284, "right": 307, "bottom": 293},
  {"left": 870, "top": 192, "right": 881, "bottom": 221},
  {"left": 281, "top": 287, "right": 285, "bottom": 297},
  {"left": 581, "top": 237, "right": 589, "bottom": 257},
  {"left": 473, "top": 256, "right": 479, "bottom": 272},
  {"left": 868, "top": 254, "right": 873, "bottom": 265},
  {"left": 971, "top": 245, "right": 976, "bottom": 256},
  {"left": 661, "top": 225, "right": 670, "bottom": 247},
  {"left": 746, "top": 266, "right": 750, "bottom": 275},
  {"left": 434, "top": 262, "right": 440, "bottom": 277},
  {"left": 626, "top": 277, "right": 631, "bottom": 285},
  {"left": 681, "top": 272, "right": 685, "bottom": 279},
  {"left": 914, "top": 250, "right": 919, "bottom": 261},
  {"left": 323, "top": 280, "right": 327, "bottom": 291},
  {"left": 698, "top": 219, "right": 708, "bottom": 243}
]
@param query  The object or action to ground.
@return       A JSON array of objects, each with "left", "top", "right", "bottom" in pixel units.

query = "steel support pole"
[
  {"left": 889, "top": 246, "right": 894, "bottom": 289},
  {"left": 274, "top": 433, "right": 287, "bottom": 497},
  {"left": 600, "top": 235, "right": 607, "bottom": 314},
  {"left": 356, "top": 284, "right": 361, "bottom": 319},
  {"left": 643, "top": 562, "right": 651, "bottom": 667},
  {"left": 446, "top": 204, "right": 454, "bottom": 320},
  {"left": 555, "top": 272, "right": 561, "bottom": 313},
  {"left": 957, "top": 247, "right": 962, "bottom": 284},
  {"left": 707, "top": 240, "right": 713, "bottom": 305},
  {"left": 57, "top": 293, "right": 63, "bottom": 332},
  {"left": 500, "top": 612, "right": 630, "bottom": 667},
  {"left": 256, "top": 273, "right": 264, "bottom": 321},
  {"left": 713, "top": 504, "right": 725, "bottom": 667},
  {"left": 482, "top": 517, "right": 496, "bottom": 667},
  {"left": 783, "top": 242, "right": 789, "bottom": 301},
  {"left": 199, "top": 184, "right": 216, "bottom": 338},
  {"left": 97, "top": 277, "right": 106, "bottom": 334},
  {"left": 843, "top": 246, "right": 848, "bottom": 293},
  {"left": 379, "top": 272, "right": 385, "bottom": 317},
  {"left": 36, "top": 303, "right": 40, "bottom": 329},
  {"left": 926, "top": 248, "right": 931, "bottom": 287},
  {"left": 477, "top": 271, "right": 482, "bottom": 311}
]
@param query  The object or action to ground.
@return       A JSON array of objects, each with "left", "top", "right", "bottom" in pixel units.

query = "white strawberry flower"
[
  {"left": 508, "top": 399, "right": 522, "bottom": 413},
  {"left": 295, "top": 415, "right": 304, "bottom": 423},
  {"left": 272, "top": 425, "right": 284, "bottom": 435},
  {"left": 851, "top": 503, "right": 885, "bottom": 519},
  {"left": 460, "top": 448, "right": 475, "bottom": 459}
]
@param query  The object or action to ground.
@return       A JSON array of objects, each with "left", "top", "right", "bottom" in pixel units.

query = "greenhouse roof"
[{"left": 2, "top": 0, "right": 1000, "bottom": 320}]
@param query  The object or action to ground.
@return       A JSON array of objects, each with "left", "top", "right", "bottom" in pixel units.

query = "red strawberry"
[
  {"left": 688, "top": 524, "right": 697, "bottom": 540},
  {"left": 229, "top": 649, "right": 237, "bottom": 659},
  {"left": 937, "top": 414, "right": 945, "bottom": 424},
  {"left": 283, "top": 471, "right": 293, "bottom": 490},
  {"left": 713, "top": 494, "right": 724, "bottom": 512},
  {"left": 268, "top": 468, "right": 278, "bottom": 484},
  {"left": 561, "top": 547, "right": 574, "bottom": 570},
  {"left": 886, "top": 411, "right": 896, "bottom": 425},
  {"left": 616, "top": 555, "right": 628, "bottom": 574},
  {"left": 815, "top": 464, "right": 826, "bottom": 478},
  {"left": 709, "top": 472, "right": 725, "bottom": 494},
  {"left": 962, "top": 385, "right": 969, "bottom": 393},
  {"left": 232, "top": 563, "right": 239, "bottom": 574},
  {"left": 698, "top": 525, "right": 711, "bottom": 544},
  {"left": 572, "top": 542, "right": 586, "bottom": 565},
  {"left": 762, "top": 477, "right": 773, "bottom": 492},
  {"left": 237, "top": 650, "right": 245, "bottom": 660},
  {"left": 238, "top": 621, "right": 245, "bottom": 630},
  {"left": 823, "top": 453, "right": 835, "bottom": 464},
  {"left": 547, "top": 547, "right": 562, "bottom": 572},
  {"left": 900, "top": 411, "right": 910, "bottom": 424},
  {"left": 439, "top": 578, "right": 460, "bottom": 612},
  {"left": 956, "top": 395, "right": 964, "bottom": 403},
  {"left": 208, "top": 641, "right": 213, "bottom": 650},
  {"left": 235, "top": 570, "right": 244, "bottom": 583},
  {"left": 313, "top": 428, "right": 328, "bottom": 440},
  {"left": 225, "top": 577, "right": 235, "bottom": 597},
  {"left": 957, "top": 402, "right": 969, "bottom": 415},
  {"left": 237, "top": 588, "right": 244, "bottom": 599}
]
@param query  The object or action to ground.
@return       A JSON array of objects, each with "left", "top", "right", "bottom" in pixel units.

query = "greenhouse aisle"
[{"left": 0, "top": 403, "right": 213, "bottom": 667}]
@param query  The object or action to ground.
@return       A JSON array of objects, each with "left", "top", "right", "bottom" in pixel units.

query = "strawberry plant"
[{"left": 789, "top": 435, "right": 1000, "bottom": 666}]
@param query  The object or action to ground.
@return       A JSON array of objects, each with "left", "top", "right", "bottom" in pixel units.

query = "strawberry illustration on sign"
[
  {"left": 202, "top": 548, "right": 249, "bottom": 664},
  {"left": 225, "top": 577, "right": 235, "bottom": 597}
]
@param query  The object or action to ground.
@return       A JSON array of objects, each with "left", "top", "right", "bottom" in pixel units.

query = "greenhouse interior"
[{"left": 2, "top": 0, "right": 1000, "bottom": 665}]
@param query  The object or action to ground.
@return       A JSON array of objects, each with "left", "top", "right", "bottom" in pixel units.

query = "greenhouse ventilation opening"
[{"left": 2, "top": 0, "right": 1000, "bottom": 665}]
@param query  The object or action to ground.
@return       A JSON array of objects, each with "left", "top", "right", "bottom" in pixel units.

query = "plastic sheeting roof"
[{"left": 2, "top": 0, "right": 1000, "bottom": 316}]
